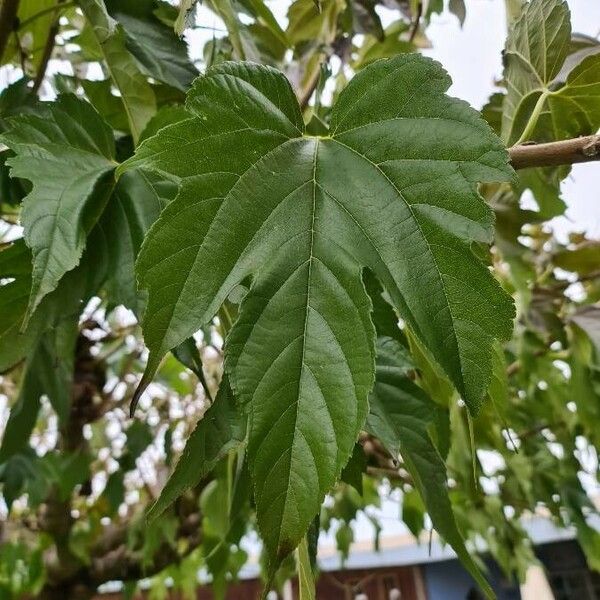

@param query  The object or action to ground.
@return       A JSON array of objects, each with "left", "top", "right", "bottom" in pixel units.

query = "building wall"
[
  {"left": 422, "top": 559, "right": 521, "bottom": 600},
  {"left": 536, "top": 540, "right": 600, "bottom": 599}
]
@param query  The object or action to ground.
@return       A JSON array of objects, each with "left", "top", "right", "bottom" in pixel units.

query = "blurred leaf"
[
  {"left": 287, "top": 0, "right": 344, "bottom": 45},
  {"left": 297, "top": 535, "right": 316, "bottom": 600},
  {"left": 147, "top": 377, "right": 246, "bottom": 522},
  {"left": 554, "top": 241, "right": 600, "bottom": 276},
  {"left": 402, "top": 488, "right": 425, "bottom": 538},
  {"left": 106, "top": 0, "right": 198, "bottom": 92},
  {"left": 78, "top": 0, "right": 157, "bottom": 143},
  {"left": 353, "top": 19, "right": 414, "bottom": 69},
  {"left": 120, "top": 420, "right": 153, "bottom": 471},
  {"left": 340, "top": 443, "right": 366, "bottom": 495},
  {"left": 175, "top": 0, "right": 199, "bottom": 35},
  {"left": 448, "top": 0, "right": 466, "bottom": 26},
  {"left": 571, "top": 306, "right": 600, "bottom": 355}
]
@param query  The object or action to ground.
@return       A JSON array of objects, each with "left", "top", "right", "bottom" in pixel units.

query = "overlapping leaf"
[
  {"left": 105, "top": 0, "right": 198, "bottom": 92},
  {"left": 77, "top": 0, "right": 157, "bottom": 143},
  {"left": 147, "top": 378, "right": 246, "bottom": 522},
  {"left": 121, "top": 56, "right": 513, "bottom": 566},
  {"left": 0, "top": 95, "right": 116, "bottom": 321},
  {"left": 366, "top": 336, "right": 493, "bottom": 598},
  {"left": 503, "top": 0, "right": 600, "bottom": 145}
]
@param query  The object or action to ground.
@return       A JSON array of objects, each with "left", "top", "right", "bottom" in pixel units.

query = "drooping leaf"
[
  {"left": 340, "top": 443, "right": 367, "bottom": 495},
  {"left": 96, "top": 168, "right": 170, "bottom": 314},
  {"left": 106, "top": 0, "right": 198, "bottom": 92},
  {"left": 365, "top": 336, "right": 493, "bottom": 598},
  {"left": 146, "top": 377, "right": 246, "bottom": 522},
  {"left": 121, "top": 57, "right": 513, "bottom": 564},
  {"left": 77, "top": 0, "right": 157, "bottom": 143},
  {"left": 0, "top": 95, "right": 116, "bottom": 321},
  {"left": 448, "top": 0, "right": 466, "bottom": 26},
  {"left": 297, "top": 535, "right": 316, "bottom": 600},
  {"left": 172, "top": 337, "right": 213, "bottom": 401}
]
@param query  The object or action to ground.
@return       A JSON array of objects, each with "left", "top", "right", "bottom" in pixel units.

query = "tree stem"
[
  {"left": 509, "top": 135, "right": 600, "bottom": 170},
  {"left": 0, "top": 0, "right": 20, "bottom": 63}
]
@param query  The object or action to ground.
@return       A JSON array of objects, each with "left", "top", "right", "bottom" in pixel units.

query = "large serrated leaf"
[
  {"left": 366, "top": 336, "right": 494, "bottom": 599},
  {"left": 0, "top": 95, "right": 116, "bottom": 321},
  {"left": 120, "top": 56, "right": 513, "bottom": 565}
]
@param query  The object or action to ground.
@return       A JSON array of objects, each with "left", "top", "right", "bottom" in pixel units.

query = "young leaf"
[
  {"left": 503, "top": 0, "right": 600, "bottom": 145},
  {"left": 365, "top": 337, "right": 494, "bottom": 599},
  {"left": 0, "top": 95, "right": 116, "bottom": 321},
  {"left": 502, "top": 0, "right": 571, "bottom": 144},
  {"left": 121, "top": 56, "right": 513, "bottom": 564},
  {"left": 146, "top": 377, "right": 246, "bottom": 522}
]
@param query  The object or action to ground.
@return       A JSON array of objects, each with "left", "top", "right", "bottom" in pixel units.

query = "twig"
[
  {"left": 409, "top": 2, "right": 423, "bottom": 43},
  {"left": 0, "top": 0, "right": 19, "bottom": 63},
  {"left": 509, "top": 135, "right": 600, "bottom": 170}
]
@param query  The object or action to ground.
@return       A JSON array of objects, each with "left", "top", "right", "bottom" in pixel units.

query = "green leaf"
[
  {"left": 1, "top": 0, "right": 58, "bottom": 70},
  {"left": 147, "top": 377, "right": 246, "bottom": 522},
  {"left": 365, "top": 337, "right": 494, "bottom": 599},
  {"left": 122, "top": 56, "right": 513, "bottom": 564},
  {"left": 546, "top": 52, "right": 600, "bottom": 140},
  {"left": 0, "top": 95, "right": 116, "bottom": 321},
  {"left": 106, "top": 0, "right": 198, "bottom": 92},
  {"left": 78, "top": 0, "right": 157, "bottom": 143},
  {"left": 502, "top": 0, "right": 571, "bottom": 144},
  {"left": 502, "top": 0, "right": 600, "bottom": 145},
  {"left": 171, "top": 337, "right": 213, "bottom": 402},
  {"left": 287, "top": 0, "right": 344, "bottom": 46},
  {"left": 297, "top": 535, "right": 316, "bottom": 600},
  {"left": 0, "top": 241, "right": 44, "bottom": 371},
  {"left": 554, "top": 241, "right": 600, "bottom": 276},
  {"left": 353, "top": 21, "right": 414, "bottom": 70},
  {"left": 402, "top": 488, "right": 425, "bottom": 539},
  {"left": 340, "top": 443, "right": 367, "bottom": 495},
  {"left": 96, "top": 168, "right": 170, "bottom": 314},
  {"left": 82, "top": 79, "right": 132, "bottom": 133},
  {"left": 174, "top": 0, "right": 198, "bottom": 35}
]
